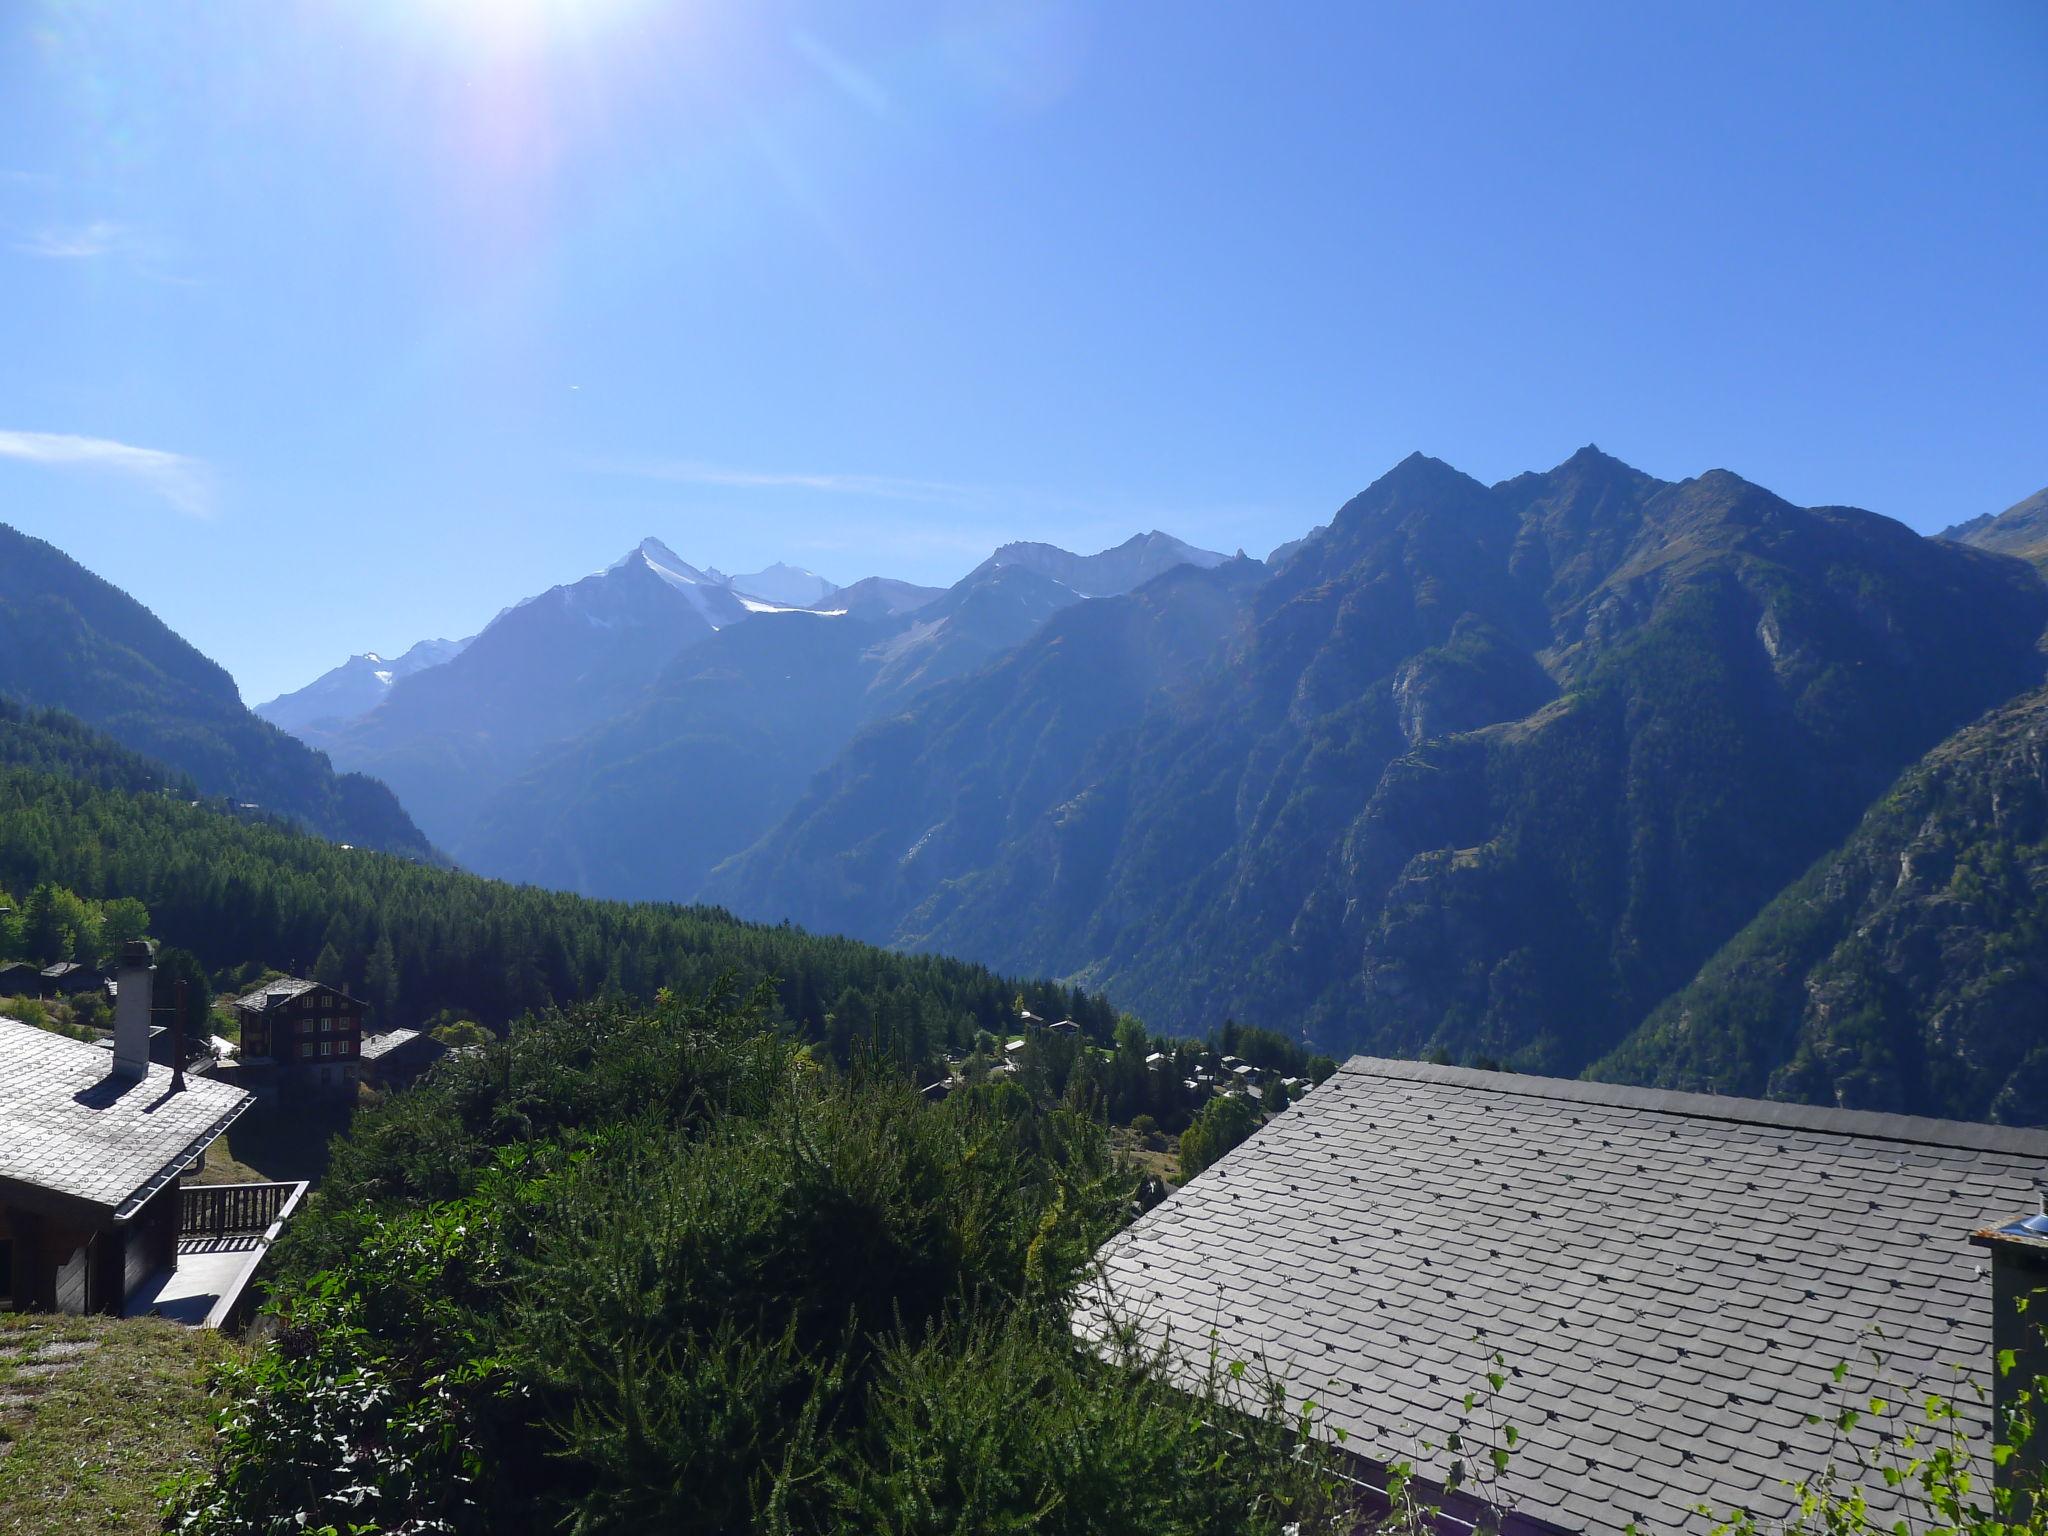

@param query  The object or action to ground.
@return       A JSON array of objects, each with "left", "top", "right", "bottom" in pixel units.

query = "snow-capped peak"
[{"left": 612, "top": 536, "right": 721, "bottom": 592}]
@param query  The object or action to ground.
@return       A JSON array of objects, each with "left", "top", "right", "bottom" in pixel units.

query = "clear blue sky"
[{"left": 3, "top": 1, "right": 2043, "bottom": 704}]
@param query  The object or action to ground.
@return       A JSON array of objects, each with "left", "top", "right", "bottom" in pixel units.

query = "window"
[{"left": 299, "top": 1042, "right": 314, "bottom": 1059}]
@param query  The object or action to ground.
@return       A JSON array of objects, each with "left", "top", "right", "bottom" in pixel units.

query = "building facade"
[{"left": 229, "top": 978, "right": 367, "bottom": 1098}]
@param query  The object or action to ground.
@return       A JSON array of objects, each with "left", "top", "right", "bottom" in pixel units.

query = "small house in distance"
[
  {"left": 356, "top": 1026, "right": 445, "bottom": 1091},
  {"left": 39, "top": 961, "right": 104, "bottom": 996},
  {"left": 0, "top": 961, "right": 42, "bottom": 995},
  {"left": 228, "top": 977, "right": 366, "bottom": 1098}
]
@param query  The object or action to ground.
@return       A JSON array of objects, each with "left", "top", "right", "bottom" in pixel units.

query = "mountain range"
[
  {"left": 259, "top": 529, "right": 1230, "bottom": 884},
  {"left": 16, "top": 450, "right": 2048, "bottom": 1124},
  {"left": 256, "top": 636, "right": 470, "bottom": 735},
  {"left": 702, "top": 449, "right": 2048, "bottom": 1120}
]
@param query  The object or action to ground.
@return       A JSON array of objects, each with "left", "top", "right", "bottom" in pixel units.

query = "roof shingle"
[
  {"left": 1080, "top": 1056, "right": 2048, "bottom": 1536},
  {"left": 0, "top": 1015, "right": 251, "bottom": 1220}
]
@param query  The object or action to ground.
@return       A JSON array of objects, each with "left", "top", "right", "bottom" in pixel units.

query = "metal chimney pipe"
[{"left": 112, "top": 939, "right": 154, "bottom": 1081}]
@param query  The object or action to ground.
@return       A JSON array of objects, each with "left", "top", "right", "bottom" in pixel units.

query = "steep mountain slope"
[
  {"left": 714, "top": 450, "right": 2048, "bottom": 1080},
  {"left": 832, "top": 575, "right": 946, "bottom": 619},
  {"left": 255, "top": 636, "right": 468, "bottom": 734},
  {"left": 1939, "top": 485, "right": 2048, "bottom": 570},
  {"left": 319, "top": 538, "right": 754, "bottom": 850},
  {"left": 457, "top": 545, "right": 1199, "bottom": 898},
  {"left": 967, "top": 531, "right": 1229, "bottom": 595},
  {"left": 706, "top": 557, "right": 1269, "bottom": 939},
  {"left": 0, "top": 523, "right": 431, "bottom": 855},
  {"left": 1594, "top": 684, "right": 2048, "bottom": 1124}
]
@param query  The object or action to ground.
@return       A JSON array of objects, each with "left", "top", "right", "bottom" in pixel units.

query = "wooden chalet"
[
  {"left": 228, "top": 977, "right": 367, "bottom": 1098},
  {"left": 0, "top": 944, "right": 252, "bottom": 1316}
]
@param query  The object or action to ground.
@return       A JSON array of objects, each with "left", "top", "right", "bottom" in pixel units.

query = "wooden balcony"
[{"left": 126, "top": 1180, "right": 308, "bottom": 1329}]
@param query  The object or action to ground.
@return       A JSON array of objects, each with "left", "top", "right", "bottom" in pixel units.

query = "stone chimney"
[
  {"left": 112, "top": 939, "right": 155, "bottom": 1081},
  {"left": 1972, "top": 1183, "right": 2048, "bottom": 1510}
]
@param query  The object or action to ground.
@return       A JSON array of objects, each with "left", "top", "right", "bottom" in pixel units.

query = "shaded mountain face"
[
  {"left": 967, "top": 530, "right": 1229, "bottom": 596},
  {"left": 255, "top": 636, "right": 469, "bottom": 735},
  {"left": 1939, "top": 485, "right": 2048, "bottom": 570},
  {"left": 317, "top": 537, "right": 752, "bottom": 850},
  {"left": 704, "top": 557, "right": 1271, "bottom": 939},
  {"left": 1596, "top": 684, "right": 2048, "bottom": 1125},
  {"left": 0, "top": 523, "right": 430, "bottom": 855},
  {"left": 831, "top": 575, "right": 946, "bottom": 620},
  {"left": 712, "top": 449, "right": 2048, "bottom": 1081},
  {"left": 455, "top": 538, "right": 1225, "bottom": 898}
]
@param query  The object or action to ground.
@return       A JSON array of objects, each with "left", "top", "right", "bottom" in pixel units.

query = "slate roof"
[
  {"left": 229, "top": 977, "right": 321, "bottom": 1012},
  {"left": 1079, "top": 1056, "right": 2048, "bottom": 1536},
  {"left": 357, "top": 1027, "right": 426, "bottom": 1062},
  {"left": 0, "top": 1015, "right": 252, "bottom": 1220}
]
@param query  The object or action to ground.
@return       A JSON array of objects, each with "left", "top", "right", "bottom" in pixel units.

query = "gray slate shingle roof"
[
  {"left": 229, "top": 977, "right": 320, "bottom": 1012},
  {"left": 1080, "top": 1056, "right": 2048, "bottom": 1536},
  {"left": 0, "top": 1015, "right": 252, "bottom": 1220}
]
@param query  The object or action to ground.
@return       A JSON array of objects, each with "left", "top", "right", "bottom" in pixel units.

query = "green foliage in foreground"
[{"left": 167, "top": 993, "right": 1358, "bottom": 1535}]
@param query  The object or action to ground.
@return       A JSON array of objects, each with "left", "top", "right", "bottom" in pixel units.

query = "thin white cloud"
[
  {"left": 14, "top": 220, "right": 130, "bottom": 259},
  {"left": 0, "top": 430, "right": 213, "bottom": 518},
  {"left": 610, "top": 457, "right": 1004, "bottom": 511}
]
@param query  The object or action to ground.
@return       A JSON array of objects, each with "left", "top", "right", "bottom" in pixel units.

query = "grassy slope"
[{"left": 0, "top": 1315, "right": 238, "bottom": 1536}]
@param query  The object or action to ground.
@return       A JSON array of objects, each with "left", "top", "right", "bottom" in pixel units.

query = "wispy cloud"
[
  {"left": 0, "top": 430, "right": 213, "bottom": 517},
  {"left": 14, "top": 220, "right": 131, "bottom": 259},
  {"left": 607, "top": 457, "right": 1008, "bottom": 511}
]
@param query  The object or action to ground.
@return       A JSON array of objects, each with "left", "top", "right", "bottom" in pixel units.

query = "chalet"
[
  {"left": 228, "top": 977, "right": 367, "bottom": 1098},
  {"left": 1144, "top": 1051, "right": 1170, "bottom": 1069},
  {"left": 39, "top": 961, "right": 104, "bottom": 996},
  {"left": 0, "top": 943, "right": 252, "bottom": 1317},
  {"left": 1003, "top": 1037, "right": 1027, "bottom": 1058},
  {"left": 0, "top": 961, "right": 42, "bottom": 995},
  {"left": 356, "top": 1026, "right": 446, "bottom": 1090},
  {"left": 1080, "top": 1056, "right": 2048, "bottom": 1534},
  {"left": 1047, "top": 1018, "right": 1082, "bottom": 1038}
]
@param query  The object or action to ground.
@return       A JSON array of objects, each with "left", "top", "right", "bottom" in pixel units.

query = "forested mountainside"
[
  {"left": 453, "top": 548, "right": 1225, "bottom": 897},
  {"left": 713, "top": 448, "right": 2048, "bottom": 1097},
  {"left": 1940, "top": 484, "right": 2048, "bottom": 571},
  {"left": 0, "top": 703, "right": 1115, "bottom": 1051},
  {"left": 0, "top": 523, "right": 430, "bottom": 855},
  {"left": 1595, "top": 682, "right": 2048, "bottom": 1122}
]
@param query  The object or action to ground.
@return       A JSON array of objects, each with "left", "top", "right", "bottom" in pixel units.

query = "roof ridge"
[{"left": 1339, "top": 1054, "right": 2048, "bottom": 1157}]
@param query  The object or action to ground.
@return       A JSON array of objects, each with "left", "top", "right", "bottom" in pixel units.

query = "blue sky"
[{"left": 2, "top": 0, "right": 2044, "bottom": 704}]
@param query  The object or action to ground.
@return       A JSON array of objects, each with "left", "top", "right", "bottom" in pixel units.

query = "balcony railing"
[{"left": 180, "top": 1180, "right": 307, "bottom": 1240}]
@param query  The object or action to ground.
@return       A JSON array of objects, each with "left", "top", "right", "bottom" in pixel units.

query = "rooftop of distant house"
[
  {"left": 1079, "top": 1056, "right": 2048, "bottom": 1536},
  {"left": 0, "top": 1015, "right": 250, "bottom": 1221},
  {"left": 229, "top": 977, "right": 357, "bottom": 1013}
]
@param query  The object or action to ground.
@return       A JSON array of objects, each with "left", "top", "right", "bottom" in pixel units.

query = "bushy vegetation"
[{"left": 168, "top": 991, "right": 1359, "bottom": 1535}]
